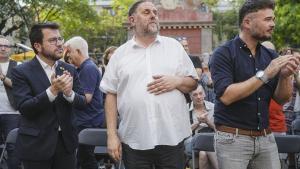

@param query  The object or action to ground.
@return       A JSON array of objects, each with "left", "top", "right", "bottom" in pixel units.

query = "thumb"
[
  {"left": 51, "top": 73, "right": 56, "bottom": 81},
  {"left": 152, "top": 75, "right": 163, "bottom": 79}
]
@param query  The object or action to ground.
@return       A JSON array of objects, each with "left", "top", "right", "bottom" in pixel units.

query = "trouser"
[
  {"left": 215, "top": 130, "right": 280, "bottom": 169},
  {"left": 22, "top": 131, "right": 76, "bottom": 169},
  {"left": 0, "top": 114, "right": 21, "bottom": 169},
  {"left": 122, "top": 141, "right": 185, "bottom": 169}
]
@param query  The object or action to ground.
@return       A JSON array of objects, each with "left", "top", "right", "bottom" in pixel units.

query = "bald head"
[
  {"left": 0, "top": 36, "right": 12, "bottom": 60},
  {"left": 261, "top": 41, "right": 276, "bottom": 50}
]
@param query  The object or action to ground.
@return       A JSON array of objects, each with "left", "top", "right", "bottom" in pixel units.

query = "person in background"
[
  {"left": 178, "top": 37, "right": 202, "bottom": 77},
  {"left": 64, "top": 36, "right": 104, "bottom": 169},
  {"left": 261, "top": 41, "right": 288, "bottom": 135},
  {"left": 0, "top": 36, "right": 21, "bottom": 169},
  {"left": 100, "top": 1, "right": 198, "bottom": 168},
  {"left": 199, "top": 62, "right": 215, "bottom": 103},
  {"left": 103, "top": 46, "right": 117, "bottom": 67},
  {"left": 184, "top": 85, "right": 218, "bottom": 169}
]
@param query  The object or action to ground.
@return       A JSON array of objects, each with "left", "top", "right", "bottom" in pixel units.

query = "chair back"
[
  {"left": 78, "top": 128, "right": 107, "bottom": 146},
  {"left": 6, "top": 128, "right": 19, "bottom": 144},
  {"left": 275, "top": 135, "right": 300, "bottom": 153},
  {"left": 192, "top": 132, "right": 214, "bottom": 152},
  {"left": 292, "top": 119, "right": 300, "bottom": 134}
]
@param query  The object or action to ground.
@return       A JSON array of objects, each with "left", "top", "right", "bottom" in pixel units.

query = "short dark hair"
[
  {"left": 128, "top": 0, "right": 147, "bottom": 17},
  {"left": 29, "top": 22, "right": 60, "bottom": 54},
  {"left": 239, "top": 0, "right": 275, "bottom": 27}
]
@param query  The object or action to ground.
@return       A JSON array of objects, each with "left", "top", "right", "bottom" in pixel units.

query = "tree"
[
  {"left": 273, "top": 0, "right": 300, "bottom": 49},
  {"left": 0, "top": 0, "right": 65, "bottom": 37}
]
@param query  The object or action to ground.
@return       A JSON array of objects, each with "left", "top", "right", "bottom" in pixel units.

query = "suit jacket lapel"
[{"left": 31, "top": 57, "right": 51, "bottom": 89}]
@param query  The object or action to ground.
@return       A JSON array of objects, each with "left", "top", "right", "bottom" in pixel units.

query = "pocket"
[
  {"left": 18, "top": 127, "right": 40, "bottom": 136},
  {"left": 268, "top": 134, "right": 276, "bottom": 143},
  {"left": 215, "top": 131, "right": 235, "bottom": 144}
]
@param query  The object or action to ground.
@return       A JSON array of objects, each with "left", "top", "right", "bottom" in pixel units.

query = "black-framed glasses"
[
  {"left": 0, "top": 44, "right": 12, "bottom": 49},
  {"left": 45, "top": 37, "right": 64, "bottom": 45}
]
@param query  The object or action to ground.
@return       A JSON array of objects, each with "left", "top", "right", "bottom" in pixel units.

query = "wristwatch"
[{"left": 255, "top": 70, "right": 269, "bottom": 84}]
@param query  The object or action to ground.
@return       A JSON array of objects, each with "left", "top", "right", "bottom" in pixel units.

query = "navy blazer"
[{"left": 11, "top": 57, "right": 86, "bottom": 160}]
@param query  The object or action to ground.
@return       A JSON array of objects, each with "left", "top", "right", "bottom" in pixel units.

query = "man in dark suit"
[{"left": 11, "top": 22, "right": 86, "bottom": 169}]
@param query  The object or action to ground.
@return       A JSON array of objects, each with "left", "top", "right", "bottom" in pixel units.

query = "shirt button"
[
  {"left": 258, "top": 97, "right": 261, "bottom": 101},
  {"left": 258, "top": 112, "right": 261, "bottom": 115},
  {"left": 249, "top": 55, "right": 252, "bottom": 57},
  {"left": 255, "top": 68, "right": 258, "bottom": 71}
]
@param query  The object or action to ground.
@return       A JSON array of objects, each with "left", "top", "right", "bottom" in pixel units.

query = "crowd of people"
[{"left": 1, "top": 0, "right": 300, "bottom": 169}]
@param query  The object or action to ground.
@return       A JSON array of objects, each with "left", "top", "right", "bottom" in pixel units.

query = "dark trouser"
[
  {"left": 77, "top": 126, "right": 98, "bottom": 169},
  {"left": 0, "top": 114, "right": 21, "bottom": 169},
  {"left": 122, "top": 141, "right": 185, "bottom": 169},
  {"left": 22, "top": 132, "right": 76, "bottom": 169}
]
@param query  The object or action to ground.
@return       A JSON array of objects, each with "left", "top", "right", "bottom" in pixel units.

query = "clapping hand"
[
  {"left": 197, "top": 112, "right": 209, "bottom": 124},
  {"left": 50, "top": 70, "right": 73, "bottom": 96}
]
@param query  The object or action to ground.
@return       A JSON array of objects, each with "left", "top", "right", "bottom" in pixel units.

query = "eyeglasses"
[
  {"left": 176, "top": 37, "right": 187, "bottom": 41},
  {"left": 0, "top": 45, "right": 11, "bottom": 49},
  {"left": 45, "top": 37, "right": 64, "bottom": 45}
]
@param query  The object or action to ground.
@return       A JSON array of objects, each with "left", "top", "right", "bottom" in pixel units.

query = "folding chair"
[
  {"left": 0, "top": 128, "right": 19, "bottom": 164},
  {"left": 292, "top": 119, "right": 300, "bottom": 135},
  {"left": 275, "top": 134, "right": 300, "bottom": 169},
  {"left": 191, "top": 133, "right": 214, "bottom": 169},
  {"left": 78, "top": 128, "right": 124, "bottom": 169}
]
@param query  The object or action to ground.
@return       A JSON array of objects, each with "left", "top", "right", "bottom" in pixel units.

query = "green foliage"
[
  {"left": 213, "top": 9, "right": 239, "bottom": 44},
  {"left": 273, "top": 0, "right": 300, "bottom": 49},
  {"left": 202, "top": 0, "right": 219, "bottom": 8}
]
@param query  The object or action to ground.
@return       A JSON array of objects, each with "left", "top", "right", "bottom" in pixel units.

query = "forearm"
[
  {"left": 0, "top": 74, "right": 12, "bottom": 87},
  {"left": 191, "top": 123, "right": 199, "bottom": 131},
  {"left": 105, "top": 93, "right": 118, "bottom": 137},
  {"left": 273, "top": 76, "right": 292, "bottom": 104},
  {"left": 177, "top": 76, "right": 198, "bottom": 94},
  {"left": 220, "top": 76, "right": 264, "bottom": 105},
  {"left": 206, "top": 120, "right": 216, "bottom": 131}
]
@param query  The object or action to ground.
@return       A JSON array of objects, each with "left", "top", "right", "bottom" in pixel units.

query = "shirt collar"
[
  {"left": 130, "top": 35, "right": 162, "bottom": 48},
  {"left": 189, "top": 101, "right": 211, "bottom": 111},
  {"left": 78, "top": 58, "right": 90, "bottom": 71},
  {"left": 36, "top": 55, "right": 58, "bottom": 70},
  {"left": 235, "top": 35, "right": 262, "bottom": 50}
]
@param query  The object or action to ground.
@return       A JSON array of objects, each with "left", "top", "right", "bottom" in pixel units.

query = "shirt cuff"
[
  {"left": 63, "top": 91, "right": 75, "bottom": 103},
  {"left": 46, "top": 88, "right": 57, "bottom": 102}
]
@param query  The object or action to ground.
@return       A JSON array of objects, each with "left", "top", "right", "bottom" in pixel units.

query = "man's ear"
[
  {"left": 76, "top": 49, "right": 82, "bottom": 55},
  {"left": 34, "top": 43, "right": 42, "bottom": 53}
]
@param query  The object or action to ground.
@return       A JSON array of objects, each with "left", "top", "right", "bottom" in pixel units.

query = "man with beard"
[
  {"left": 0, "top": 36, "right": 21, "bottom": 169},
  {"left": 11, "top": 22, "right": 86, "bottom": 169},
  {"left": 210, "top": 0, "right": 300, "bottom": 169},
  {"left": 100, "top": 1, "right": 198, "bottom": 168}
]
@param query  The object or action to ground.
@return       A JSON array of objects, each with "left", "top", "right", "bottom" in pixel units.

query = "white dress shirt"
[{"left": 100, "top": 35, "right": 198, "bottom": 150}]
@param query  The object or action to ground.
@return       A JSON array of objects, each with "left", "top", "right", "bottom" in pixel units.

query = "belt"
[{"left": 216, "top": 125, "right": 272, "bottom": 137}]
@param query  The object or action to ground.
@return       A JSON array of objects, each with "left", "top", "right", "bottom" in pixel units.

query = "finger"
[
  {"left": 152, "top": 75, "right": 163, "bottom": 79},
  {"left": 51, "top": 73, "right": 56, "bottom": 81},
  {"left": 154, "top": 88, "right": 167, "bottom": 95},
  {"left": 113, "top": 150, "right": 120, "bottom": 162},
  {"left": 116, "top": 145, "right": 122, "bottom": 161},
  {"left": 286, "top": 61, "right": 298, "bottom": 70},
  {"left": 147, "top": 78, "right": 163, "bottom": 88}
]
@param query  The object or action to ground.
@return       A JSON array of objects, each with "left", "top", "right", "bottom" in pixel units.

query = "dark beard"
[
  {"left": 251, "top": 31, "right": 272, "bottom": 41},
  {"left": 41, "top": 46, "right": 62, "bottom": 61}
]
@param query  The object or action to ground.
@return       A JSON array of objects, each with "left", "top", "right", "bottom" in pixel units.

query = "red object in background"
[{"left": 269, "top": 99, "right": 287, "bottom": 132}]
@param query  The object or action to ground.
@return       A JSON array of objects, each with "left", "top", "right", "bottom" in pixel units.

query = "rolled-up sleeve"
[
  {"left": 176, "top": 47, "right": 199, "bottom": 80},
  {"left": 100, "top": 54, "right": 119, "bottom": 94},
  {"left": 209, "top": 46, "right": 233, "bottom": 98}
]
